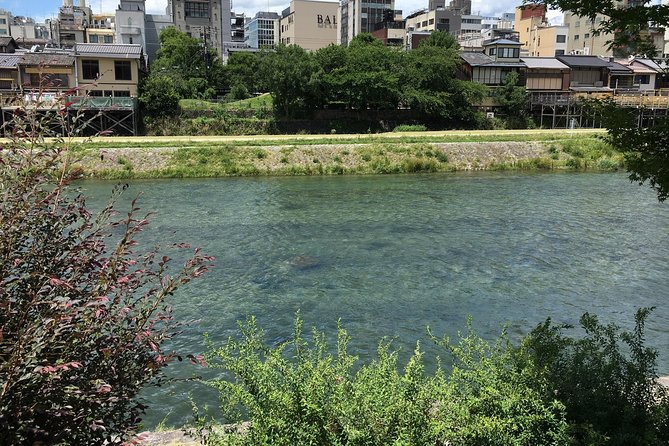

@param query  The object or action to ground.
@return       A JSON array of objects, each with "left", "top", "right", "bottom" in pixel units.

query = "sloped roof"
[
  {"left": 484, "top": 38, "right": 522, "bottom": 46},
  {"left": 607, "top": 60, "right": 633, "bottom": 75},
  {"left": 556, "top": 55, "right": 610, "bottom": 68},
  {"left": 0, "top": 37, "right": 17, "bottom": 47},
  {"left": 20, "top": 53, "right": 75, "bottom": 66},
  {"left": 461, "top": 51, "right": 525, "bottom": 68},
  {"left": 461, "top": 51, "right": 494, "bottom": 66},
  {"left": 633, "top": 58, "right": 667, "bottom": 72},
  {"left": 75, "top": 43, "right": 142, "bottom": 58},
  {"left": 521, "top": 57, "right": 569, "bottom": 70},
  {"left": 0, "top": 54, "right": 21, "bottom": 68}
]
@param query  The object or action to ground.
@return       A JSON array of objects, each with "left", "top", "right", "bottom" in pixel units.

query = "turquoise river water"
[{"left": 81, "top": 171, "right": 669, "bottom": 428}]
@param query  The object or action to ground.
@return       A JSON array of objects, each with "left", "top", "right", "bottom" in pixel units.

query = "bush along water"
[
  {"left": 0, "top": 94, "right": 212, "bottom": 445},
  {"left": 193, "top": 309, "right": 668, "bottom": 446}
]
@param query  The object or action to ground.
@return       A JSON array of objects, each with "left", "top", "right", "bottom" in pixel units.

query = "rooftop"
[
  {"left": 556, "top": 55, "right": 610, "bottom": 68},
  {"left": 0, "top": 54, "right": 21, "bottom": 68},
  {"left": 521, "top": 57, "right": 569, "bottom": 70},
  {"left": 20, "top": 53, "right": 75, "bottom": 66},
  {"left": 75, "top": 43, "right": 143, "bottom": 58}
]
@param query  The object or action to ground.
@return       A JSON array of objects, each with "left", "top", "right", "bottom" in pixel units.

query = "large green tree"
[
  {"left": 401, "top": 31, "right": 486, "bottom": 126},
  {"left": 528, "top": 0, "right": 669, "bottom": 200},
  {"left": 148, "top": 27, "right": 225, "bottom": 99}
]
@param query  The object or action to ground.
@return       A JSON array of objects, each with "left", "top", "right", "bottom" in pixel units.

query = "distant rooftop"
[{"left": 75, "top": 43, "right": 143, "bottom": 58}]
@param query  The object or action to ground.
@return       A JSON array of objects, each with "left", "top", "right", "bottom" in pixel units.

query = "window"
[
  {"left": 82, "top": 59, "right": 99, "bottom": 79},
  {"left": 114, "top": 90, "right": 131, "bottom": 97},
  {"left": 556, "top": 34, "right": 566, "bottom": 43},
  {"left": 584, "top": 33, "right": 590, "bottom": 39},
  {"left": 574, "top": 34, "right": 579, "bottom": 40},
  {"left": 114, "top": 61, "right": 132, "bottom": 81},
  {"left": 429, "top": 18, "right": 434, "bottom": 25},
  {"left": 185, "top": 1, "right": 209, "bottom": 18},
  {"left": 104, "top": 90, "right": 113, "bottom": 97},
  {"left": 635, "top": 74, "right": 650, "bottom": 84},
  {"left": 89, "top": 35, "right": 99, "bottom": 43},
  {"left": 499, "top": 47, "right": 519, "bottom": 58},
  {"left": 0, "top": 18, "right": 5, "bottom": 24},
  {"left": 129, "top": 37, "right": 133, "bottom": 44},
  {"left": 575, "top": 20, "right": 580, "bottom": 27},
  {"left": 104, "top": 35, "right": 113, "bottom": 43},
  {"left": 0, "top": 29, "right": 6, "bottom": 35},
  {"left": 555, "top": 49, "right": 565, "bottom": 55},
  {"left": 422, "top": 20, "right": 427, "bottom": 27},
  {"left": 89, "top": 90, "right": 103, "bottom": 96},
  {"left": 488, "top": 47, "right": 496, "bottom": 56}
]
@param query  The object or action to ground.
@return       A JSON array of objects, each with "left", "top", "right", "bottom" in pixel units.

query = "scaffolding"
[
  {"left": 0, "top": 94, "right": 139, "bottom": 136},
  {"left": 529, "top": 90, "right": 669, "bottom": 129}
]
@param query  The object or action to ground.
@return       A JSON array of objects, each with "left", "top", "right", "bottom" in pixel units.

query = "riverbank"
[{"left": 66, "top": 129, "right": 619, "bottom": 179}]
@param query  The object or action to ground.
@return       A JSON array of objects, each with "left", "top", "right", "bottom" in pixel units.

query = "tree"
[
  {"left": 139, "top": 74, "right": 181, "bottom": 116},
  {"left": 149, "top": 27, "right": 224, "bottom": 99},
  {"left": 261, "top": 44, "right": 319, "bottom": 117},
  {"left": 528, "top": 0, "right": 669, "bottom": 200},
  {"left": 401, "top": 31, "right": 485, "bottom": 126},
  {"left": 494, "top": 71, "right": 530, "bottom": 128},
  {"left": 0, "top": 97, "right": 212, "bottom": 444}
]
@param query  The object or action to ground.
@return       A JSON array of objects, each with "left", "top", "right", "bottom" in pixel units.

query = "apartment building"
[
  {"left": 281, "top": 0, "right": 338, "bottom": 50},
  {"left": 75, "top": 43, "right": 144, "bottom": 97},
  {"left": 169, "top": 0, "right": 231, "bottom": 56},
  {"left": 515, "top": 6, "right": 568, "bottom": 57},
  {"left": 338, "top": 0, "right": 399, "bottom": 46},
  {"left": 245, "top": 12, "right": 280, "bottom": 49}
]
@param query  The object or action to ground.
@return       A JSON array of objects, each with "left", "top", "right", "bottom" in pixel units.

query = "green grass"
[
  {"left": 71, "top": 135, "right": 623, "bottom": 180},
  {"left": 74, "top": 131, "right": 606, "bottom": 151},
  {"left": 222, "top": 93, "right": 273, "bottom": 110}
]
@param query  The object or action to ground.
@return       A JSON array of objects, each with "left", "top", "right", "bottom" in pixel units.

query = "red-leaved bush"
[{"left": 0, "top": 95, "right": 212, "bottom": 444}]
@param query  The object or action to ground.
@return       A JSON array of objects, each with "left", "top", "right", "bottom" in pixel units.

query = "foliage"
[
  {"left": 139, "top": 75, "right": 181, "bottom": 117},
  {"left": 228, "top": 83, "right": 251, "bottom": 101},
  {"left": 494, "top": 71, "right": 530, "bottom": 129},
  {"left": 528, "top": 0, "right": 669, "bottom": 57},
  {"left": 0, "top": 98, "right": 212, "bottom": 444},
  {"left": 530, "top": 0, "right": 669, "bottom": 200},
  {"left": 260, "top": 44, "right": 320, "bottom": 118},
  {"left": 195, "top": 316, "right": 571, "bottom": 446},
  {"left": 522, "top": 308, "right": 669, "bottom": 445},
  {"left": 393, "top": 124, "right": 427, "bottom": 132}
]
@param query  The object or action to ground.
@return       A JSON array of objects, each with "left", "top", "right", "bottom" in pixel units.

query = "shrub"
[
  {"left": 393, "top": 124, "right": 427, "bottom": 132},
  {"left": 228, "top": 83, "right": 251, "bottom": 101},
  {"left": 0, "top": 100, "right": 212, "bottom": 444},
  {"left": 196, "top": 316, "right": 570, "bottom": 446},
  {"left": 521, "top": 308, "right": 669, "bottom": 446}
]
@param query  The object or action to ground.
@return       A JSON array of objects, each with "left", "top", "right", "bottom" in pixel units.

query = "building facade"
[
  {"left": 338, "top": 0, "right": 399, "bottom": 46},
  {"left": 169, "top": 0, "right": 228, "bottom": 55},
  {"left": 281, "top": 0, "right": 338, "bottom": 50},
  {"left": 245, "top": 12, "right": 280, "bottom": 49},
  {"left": 75, "top": 43, "right": 144, "bottom": 97}
]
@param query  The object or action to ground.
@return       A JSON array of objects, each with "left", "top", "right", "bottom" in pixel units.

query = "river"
[{"left": 81, "top": 171, "right": 669, "bottom": 428}]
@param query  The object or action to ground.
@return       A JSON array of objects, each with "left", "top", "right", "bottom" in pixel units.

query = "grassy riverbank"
[{"left": 65, "top": 129, "right": 620, "bottom": 179}]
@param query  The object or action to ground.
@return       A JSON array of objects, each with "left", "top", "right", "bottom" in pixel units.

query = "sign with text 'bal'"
[{"left": 317, "top": 14, "right": 337, "bottom": 26}]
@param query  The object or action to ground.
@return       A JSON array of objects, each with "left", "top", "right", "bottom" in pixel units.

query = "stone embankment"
[{"left": 72, "top": 135, "right": 619, "bottom": 179}]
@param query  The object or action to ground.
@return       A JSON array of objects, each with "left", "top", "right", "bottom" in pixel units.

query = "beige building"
[
  {"left": 280, "top": 0, "right": 338, "bottom": 51},
  {"left": 170, "top": 0, "right": 228, "bottom": 56},
  {"left": 75, "top": 43, "right": 144, "bottom": 97},
  {"left": 515, "top": 6, "right": 568, "bottom": 57},
  {"left": 563, "top": 12, "right": 612, "bottom": 56}
]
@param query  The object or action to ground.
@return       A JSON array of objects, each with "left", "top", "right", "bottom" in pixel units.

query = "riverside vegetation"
[
  {"left": 70, "top": 132, "right": 621, "bottom": 179},
  {"left": 192, "top": 311, "right": 669, "bottom": 446}
]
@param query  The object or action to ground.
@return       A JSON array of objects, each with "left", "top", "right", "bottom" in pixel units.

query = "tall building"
[
  {"left": 338, "top": 0, "right": 400, "bottom": 46},
  {"left": 169, "top": 0, "right": 229, "bottom": 56},
  {"left": 244, "top": 12, "right": 280, "bottom": 49},
  {"left": 281, "top": 0, "right": 338, "bottom": 50},
  {"left": 0, "top": 10, "right": 10, "bottom": 37},
  {"left": 515, "top": 5, "right": 568, "bottom": 57},
  {"left": 563, "top": 0, "right": 664, "bottom": 57},
  {"left": 405, "top": 9, "right": 481, "bottom": 37},
  {"left": 51, "top": 0, "right": 93, "bottom": 47}
]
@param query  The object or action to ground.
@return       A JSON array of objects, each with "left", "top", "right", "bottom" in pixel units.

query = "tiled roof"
[
  {"left": 556, "top": 55, "right": 610, "bottom": 68},
  {"left": 76, "top": 43, "right": 143, "bottom": 58},
  {"left": 461, "top": 52, "right": 525, "bottom": 68},
  {"left": 607, "top": 60, "right": 633, "bottom": 74},
  {"left": 0, "top": 54, "right": 21, "bottom": 68},
  {"left": 484, "top": 38, "right": 522, "bottom": 46},
  {"left": 0, "top": 37, "right": 16, "bottom": 47},
  {"left": 521, "top": 57, "right": 569, "bottom": 70},
  {"left": 20, "top": 53, "right": 75, "bottom": 66},
  {"left": 461, "top": 52, "right": 495, "bottom": 66}
]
